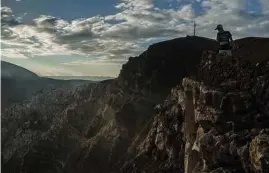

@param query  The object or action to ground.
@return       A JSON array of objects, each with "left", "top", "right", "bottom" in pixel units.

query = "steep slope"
[
  {"left": 1, "top": 36, "right": 269, "bottom": 173},
  {"left": 1, "top": 61, "right": 39, "bottom": 110}
]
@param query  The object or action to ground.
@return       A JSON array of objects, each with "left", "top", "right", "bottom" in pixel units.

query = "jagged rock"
[
  {"left": 210, "top": 167, "right": 233, "bottom": 173},
  {"left": 155, "top": 132, "right": 165, "bottom": 151},
  {"left": 139, "top": 51, "right": 268, "bottom": 173},
  {"left": 250, "top": 130, "right": 269, "bottom": 173}
]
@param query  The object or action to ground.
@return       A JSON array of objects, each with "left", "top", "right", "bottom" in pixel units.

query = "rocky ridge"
[{"left": 119, "top": 51, "right": 269, "bottom": 173}]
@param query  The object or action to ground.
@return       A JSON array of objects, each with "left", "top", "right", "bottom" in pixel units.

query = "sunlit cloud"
[{"left": 1, "top": 0, "right": 269, "bottom": 76}]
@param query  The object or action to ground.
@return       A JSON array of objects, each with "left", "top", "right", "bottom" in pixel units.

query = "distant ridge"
[
  {"left": 1, "top": 61, "right": 39, "bottom": 79},
  {"left": 1, "top": 61, "right": 92, "bottom": 111},
  {"left": 45, "top": 76, "right": 115, "bottom": 81}
]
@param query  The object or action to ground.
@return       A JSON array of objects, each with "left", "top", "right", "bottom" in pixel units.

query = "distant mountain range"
[
  {"left": 1, "top": 61, "right": 94, "bottom": 111},
  {"left": 44, "top": 76, "right": 115, "bottom": 81}
]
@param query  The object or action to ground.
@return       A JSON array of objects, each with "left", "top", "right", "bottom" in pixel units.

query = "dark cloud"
[
  {"left": 103, "top": 24, "right": 183, "bottom": 40},
  {"left": 57, "top": 32, "right": 94, "bottom": 42},
  {"left": 238, "top": 9, "right": 265, "bottom": 20},
  {"left": 34, "top": 15, "right": 59, "bottom": 32}
]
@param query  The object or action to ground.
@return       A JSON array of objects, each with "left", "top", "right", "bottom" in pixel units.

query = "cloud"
[
  {"left": 1, "top": 48, "right": 28, "bottom": 59},
  {"left": 260, "top": 0, "right": 269, "bottom": 15},
  {"left": 196, "top": 0, "right": 269, "bottom": 38},
  {"left": 1, "top": 2, "right": 197, "bottom": 62},
  {"left": 167, "top": 4, "right": 195, "bottom": 20},
  {"left": 26, "top": 62, "right": 85, "bottom": 76},
  {"left": 61, "top": 58, "right": 126, "bottom": 66},
  {"left": 115, "top": 0, "right": 154, "bottom": 10},
  {"left": 1, "top": 0, "right": 269, "bottom": 76},
  {"left": 1, "top": 7, "right": 19, "bottom": 26},
  {"left": 34, "top": 15, "right": 63, "bottom": 32}
]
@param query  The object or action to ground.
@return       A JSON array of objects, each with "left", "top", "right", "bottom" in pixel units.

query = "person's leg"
[
  {"left": 226, "top": 50, "right": 232, "bottom": 56},
  {"left": 219, "top": 50, "right": 232, "bottom": 56},
  {"left": 218, "top": 50, "right": 227, "bottom": 56},
  {"left": 219, "top": 50, "right": 224, "bottom": 54}
]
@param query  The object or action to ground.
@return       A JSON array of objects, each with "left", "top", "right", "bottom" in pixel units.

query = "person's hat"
[{"left": 215, "top": 24, "right": 223, "bottom": 30}]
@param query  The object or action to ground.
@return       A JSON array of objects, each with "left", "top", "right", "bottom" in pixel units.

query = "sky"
[{"left": 1, "top": 0, "right": 269, "bottom": 77}]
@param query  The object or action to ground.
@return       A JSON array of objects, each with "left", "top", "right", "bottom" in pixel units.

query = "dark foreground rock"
[{"left": 119, "top": 51, "right": 269, "bottom": 173}]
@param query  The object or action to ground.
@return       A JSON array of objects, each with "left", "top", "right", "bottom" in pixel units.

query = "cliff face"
[
  {"left": 119, "top": 51, "right": 269, "bottom": 173},
  {"left": 1, "top": 36, "right": 269, "bottom": 173},
  {"left": 1, "top": 78, "right": 159, "bottom": 173}
]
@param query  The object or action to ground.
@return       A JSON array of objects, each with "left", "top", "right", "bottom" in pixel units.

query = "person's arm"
[
  {"left": 216, "top": 33, "right": 219, "bottom": 42},
  {"left": 229, "top": 32, "right": 233, "bottom": 45},
  {"left": 228, "top": 32, "right": 234, "bottom": 49}
]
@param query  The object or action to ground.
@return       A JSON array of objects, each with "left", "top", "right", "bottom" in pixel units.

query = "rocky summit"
[{"left": 1, "top": 36, "right": 269, "bottom": 173}]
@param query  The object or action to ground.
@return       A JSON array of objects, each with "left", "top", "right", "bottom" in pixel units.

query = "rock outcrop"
[
  {"left": 233, "top": 37, "right": 269, "bottom": 64},
  {"left": 119, "top": 51, "right": 269, "bottom": 173},
  {"left": 118, "top": 36, "right": 218, "bottom": 93}
]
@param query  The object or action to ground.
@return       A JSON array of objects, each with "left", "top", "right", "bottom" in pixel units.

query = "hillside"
[
  {"left": 1, "top": 61, "right": 92, "bottom": 111},
  {"left": 1, "top": 61, "right": 39, "bottom": 79},
  {"left": 45, "top": 76, "right": 115, "bottom": 81},
  {"left": 1, "top": 36, "right": 269, "bottom": 173}
]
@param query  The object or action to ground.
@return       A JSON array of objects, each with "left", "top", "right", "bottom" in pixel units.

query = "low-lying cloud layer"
[{"left": 1, "top": 0, "right": 269, "bottom": 76}]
